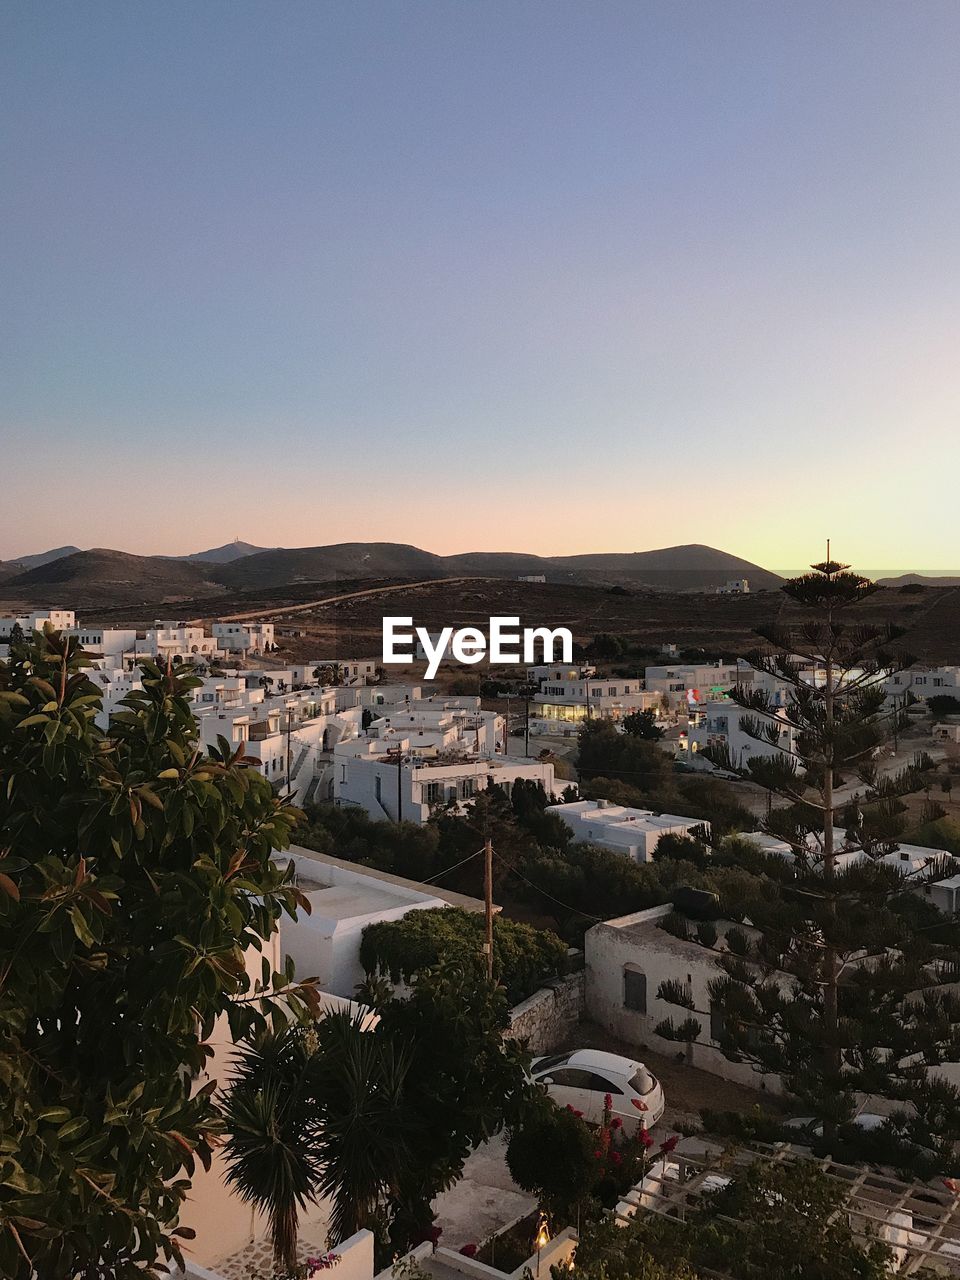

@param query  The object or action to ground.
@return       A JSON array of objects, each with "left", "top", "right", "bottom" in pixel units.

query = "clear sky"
[{"left": 3, "top": 2, "right": 959, "bottom": 568}]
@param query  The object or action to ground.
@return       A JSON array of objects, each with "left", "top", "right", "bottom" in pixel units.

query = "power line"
[
  {"left": 418, "top": 847, "right": 486, "bottom": 885},
  {"left": 492, "top": 848, "right": 609, "bottom": 923}
]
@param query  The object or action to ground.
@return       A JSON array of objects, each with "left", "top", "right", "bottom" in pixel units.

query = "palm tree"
[
  {"left": 222, "top": 1012, "right": 414, "bottom": 1263},
  {"left": 311, "top": 1010, "right": 413, "bottom": 1243},
  {"left": 221, "top": 1027, "right": 324, "bottom": 1272}
]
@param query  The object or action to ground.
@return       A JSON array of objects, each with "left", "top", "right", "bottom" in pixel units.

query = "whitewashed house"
[
  {"left": 530, "top": 675, "right": 657, "bottom": 730},
  {"left": 643, "top": 661, "right": 742, "bottom": 711},
  {"left": 546, "top": 799, "right": 707, "bottom": 862},
  {"left": 333, "top": 733, "right": 556, "bottom": 823},
  {"left": 273, "top": 846, "right": 488, "bottom": 997},
  {"left": 211, "top": 620, "right": 275, "bottom": 654}
]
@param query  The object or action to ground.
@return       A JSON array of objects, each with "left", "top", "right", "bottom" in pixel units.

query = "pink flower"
[
  {"left": 640, "top": 1128, "right": 654, "bottom": 1148},
  {"left": 593, "top": 1149, "right": 603, "bottom": 1160},
  {"left": 460, "top": 1244, "right": 478, "bottom": 1258},
  {"left": 611, "top": 1151, "right": 622, "bottom": 1166},
  {"left": 604, "top": 1093, "right": 613, "bottom": 1111},
  {"left": 610, "top": 1117, "right": 623, "bottom": 1130},
  {"left": 659, "top": 1135, "right": 679, "bottom": 1154}
]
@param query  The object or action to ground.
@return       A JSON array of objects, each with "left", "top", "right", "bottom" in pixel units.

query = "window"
[
  {"left": 608, "top": 686, "right": 617, "bottom": 695},
  {"left": 534, "top": 1053, "right": 570, "bottom": 1073},
  {"left": 628, "top": 1067, "right": 657, "bottom": 1095},
  {"left": 623, "top": 967, "right": 647, "bottom": 1013},
  {"left": 425, "top": 781, "right": 441, "bottom": 804},
  {"left": 375, "top": 776, "right": 382, "bottom": 803},
  {"left": 548, "top": 1069, "right": 623, "bottom": 1094}
]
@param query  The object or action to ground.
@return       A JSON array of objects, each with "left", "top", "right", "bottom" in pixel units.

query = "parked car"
[
  {"left": 530, "top": 1048, "right": 665, "bottom": 1131},
  {"left": 783, "top": 1113, "right": 886, "bottom": 1139}
]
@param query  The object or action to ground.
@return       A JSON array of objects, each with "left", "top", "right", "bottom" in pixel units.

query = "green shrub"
[{"left": 359, "top": 907, "right": 567, "bottom": 1005}]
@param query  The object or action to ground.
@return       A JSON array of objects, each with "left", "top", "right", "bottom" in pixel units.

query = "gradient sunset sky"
[{"left": 3, "top": 2, "right": 959, "bottom": 569}]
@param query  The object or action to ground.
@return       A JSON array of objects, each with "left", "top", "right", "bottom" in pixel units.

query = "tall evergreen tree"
[{"left": 657, "top": 553, "right": 960, "bottom": 1161}]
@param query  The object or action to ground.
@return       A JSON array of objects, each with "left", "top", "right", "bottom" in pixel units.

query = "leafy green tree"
[
  {"left": 587, "top": 634, "right": 624, "bottom": 659},
  {"left": 359, "top": 906, "right": 567, "bottom": 1005},
  {"left": 0, "top": 630, "right": 314, "bottom": 1280},
  {"left": 7, "top": 620, "right": 26, "bottom": 648},
  {"left": 506, "top": 1101, "right": 597, "bottom": 1221},
  {"left": 656, "top": 556, "right": 960, "bottom": 1155},
  {"left": 622, "top": 709, "right": 664, "bottom": 740},
  {"left": 928, "top": 694, "right": 960, "bottom": 717},
  {"left": 369, "top": 958, "right": 537, "bottom": 1250}
]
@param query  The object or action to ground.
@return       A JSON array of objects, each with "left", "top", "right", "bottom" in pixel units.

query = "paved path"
[{"left": 433, "top": 1132, "right": 535, "bottom": 1250}]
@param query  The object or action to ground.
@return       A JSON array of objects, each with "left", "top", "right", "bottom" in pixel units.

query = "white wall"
[{"left": 585, "top": 907, "right": 782, "bottom": 1092}]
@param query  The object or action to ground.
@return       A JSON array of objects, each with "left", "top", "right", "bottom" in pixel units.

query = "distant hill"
[
  {"left": 214, "top": 542, "right": 449, "bottom": 590},
  {"left": 1, "top": 540, "right": 781, "bottom": 607},
  {"left": 878, "top": 573, "right": 960, "bottom": 588},
  {"left": 216, "top": 540, "right": 782, "bottom": 593},
  {"left": 5, "top": 549, "right": 224, "bottom": 607},
  {"left": 4, "top": 545, "right": 82, "bottom": 572},
  {"left": 173, "top": 539, "right": 271, "bottom": 564}
]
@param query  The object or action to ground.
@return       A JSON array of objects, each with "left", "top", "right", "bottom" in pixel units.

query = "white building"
[
  {"left": 685, "top": 698, "right": 798, "bottom": 767},
  {"left": 0, "top": 608, "right": 76, "bottom": 647},
  {"left": 64, "top": 625, "right": 138, "bottom": 658},
  {"left": 334, "top": 736, "right": 556, "bottom": 823},
  {"left": 885, "top": 667, "right": 960, "bottom": 703},
  {"left": 366, "top": 699, "right": 502, "bottom": 756},
  {"left": 586, "top": 903, "right": 776, "bottom": 1090},
  {"left": 211, "top": 620, "right": 275, "bottom": 654},
  {"left": 273, "top": 846, "right": 488, "bottom": 998},
  {"left": 643, "top": 661, "right": 742, "bottom": 711},
  {"left": 716, "top": 579, "right": 750, "bottom": 595},
  {"left": 309, "top": 657, "right": 381, "bottom": 685},
  {"left": 188, "top": 675, "right": 364, "bottom": 804},
  {"left": 546, "top": 799, "right": 707, "bottom": 863},
  {"left": 143, "top": 620, "right": 224, "bottom": 663},
  {"left": 531, "top": 675, "right": 657, "bottom": 729},
  {"left": 526, "top": 663, "right": 596, "bottom": 684}
]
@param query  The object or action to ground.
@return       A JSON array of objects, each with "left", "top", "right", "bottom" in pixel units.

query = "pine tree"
[{"left": 657, "top": 552, "right": 960, "bottom": 1163}]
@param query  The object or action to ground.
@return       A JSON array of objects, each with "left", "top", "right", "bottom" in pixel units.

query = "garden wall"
[{"left": 508, "top": 970, "right": 585, "bottom": 1053}]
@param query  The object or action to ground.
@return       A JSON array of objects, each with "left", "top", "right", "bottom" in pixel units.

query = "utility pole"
[
  {"left": 395, "top": 744, "right": 403, "bottom": 824},
  {"left": 285, "top": 707, "right": 293, "bottom": 799},
  {"left": 483, "top": 837, "right": 494, "bottom": 981},
  {"left": 524, "top": 696, "right": 530, "bottom": 758}
]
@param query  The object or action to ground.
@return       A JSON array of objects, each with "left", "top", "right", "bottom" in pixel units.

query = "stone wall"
[{"left": 508, "top": 971, "right": 585, "bottom": 1053}]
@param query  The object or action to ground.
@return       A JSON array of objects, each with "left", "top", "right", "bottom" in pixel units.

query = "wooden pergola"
[{"left": 614, "top": 1139, "right": 960, "bottom": 1276}]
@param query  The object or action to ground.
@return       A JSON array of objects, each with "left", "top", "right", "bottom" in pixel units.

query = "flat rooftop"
[
  {"left": 281, "top": 844, "right": 490, "bottom": 914},
  {"left": 297, "top": 882, "right": 411, "bottom": 922}
]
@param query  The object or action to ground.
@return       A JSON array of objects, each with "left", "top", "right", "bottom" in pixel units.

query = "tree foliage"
[
  {"left": 655, "top": 558, "right": 960, "bottom": 1161},
  {"left": 506, "top": 1102, "right": 597, "bottom": 1219},
  {"left": 359, "top": 906, "right": 568, "bottom": 1004},
  {"left": 225, "top": 962, "right": 537, "bottom": 1257},
  {"left": 621, "top": 709, "right": 665, "bottom": 740},
  {"left": 565, "top": 1157, "right": 890, "bottom": 1280},
  {"left": 0, "top": 630, "right": 313, "bottom": 1279}
]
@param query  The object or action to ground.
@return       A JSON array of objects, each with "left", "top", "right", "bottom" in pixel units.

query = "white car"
[{"left": 530, "top": 1049, "right": 665, "bottom": 1131}]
